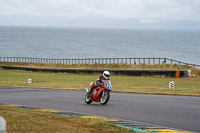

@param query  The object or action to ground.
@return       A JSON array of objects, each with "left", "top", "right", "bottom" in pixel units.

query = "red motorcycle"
[{"left": 85, "top": 80, "right": 113, "bottom": 105}]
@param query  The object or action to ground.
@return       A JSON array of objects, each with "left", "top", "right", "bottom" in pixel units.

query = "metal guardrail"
[
  {"left": 0, "top": 57, "right": 199, "bottom": 68},
  {"left": 1, "top": 66, "right": 190, "bottom": 77}
]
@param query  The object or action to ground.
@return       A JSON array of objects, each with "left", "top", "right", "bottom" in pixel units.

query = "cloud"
[{"left": 0, "top": 0, "right": 200, "bottom": 23}]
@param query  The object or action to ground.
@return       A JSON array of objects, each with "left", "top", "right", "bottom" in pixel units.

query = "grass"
[
  {"left": 0, "top": 68, "right": 200, "bottom": 96},
  {"left": 0, "top": 106, "right": 134, "bottom": 133},
  {"left": 1, "top": 62, "right": 200, "bottom": 77}
]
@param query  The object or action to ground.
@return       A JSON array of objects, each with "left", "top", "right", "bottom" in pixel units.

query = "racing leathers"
[{"left": 88, "top": 75, "right": 109, "bottom": 97}]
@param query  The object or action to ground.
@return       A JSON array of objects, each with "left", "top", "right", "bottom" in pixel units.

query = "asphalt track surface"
[{"left": 0, "top": 86, "right": 200, "bottom": 132}]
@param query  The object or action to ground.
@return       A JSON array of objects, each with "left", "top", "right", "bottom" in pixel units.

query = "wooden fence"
[{"left": 0, "top": 57, "right": 199, "bottom": 68}]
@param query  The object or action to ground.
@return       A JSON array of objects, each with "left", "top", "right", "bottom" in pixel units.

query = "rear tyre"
[
  {"left": 85, "top": 93, "right": 92, "bottom": 104},
  {"left": 100, "top": 92, "right": 110, "bottom": 105}
]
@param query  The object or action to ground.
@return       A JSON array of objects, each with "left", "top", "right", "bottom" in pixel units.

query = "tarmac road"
[{"left": 0, "top": 86, "right": 200, "bottom": 132}]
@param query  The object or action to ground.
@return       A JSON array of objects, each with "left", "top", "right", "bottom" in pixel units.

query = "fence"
[{"left": 0, "top": 57, "right": 199, "bottom": 68}]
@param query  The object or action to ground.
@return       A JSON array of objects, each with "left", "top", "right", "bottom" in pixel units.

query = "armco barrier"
[{"left": 0, "top": 66, "right": 190, "bottom": 77}]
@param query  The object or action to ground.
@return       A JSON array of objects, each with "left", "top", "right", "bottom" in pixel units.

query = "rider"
[{"left": 88, "top": 71, "right": 110, "bottom": 97}]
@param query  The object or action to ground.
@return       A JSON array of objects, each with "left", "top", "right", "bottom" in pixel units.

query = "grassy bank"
[
  {"left": 1, "top": 62, "right": 200, "bottom": 77},
  {"left": 0, "top": 106, "right": 134, "bottom": 133},
  {"left": 0, "top": 68, "right": 200, "bottom": 96}
]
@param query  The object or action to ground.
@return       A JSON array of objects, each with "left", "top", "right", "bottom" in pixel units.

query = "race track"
[{"left": 0, "top": 86, "right": 200, "bottom": 132}]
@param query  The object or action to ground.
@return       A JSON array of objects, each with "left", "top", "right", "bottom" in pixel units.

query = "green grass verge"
[
  {"left": 1, "top": 62, "right": 200, "bottom": 77},
  {"left": 0, "top": 106, "right": 134, "bottom": 133},
  {"left": 0, "top": 68, "right": 200, "bottom": 96}
]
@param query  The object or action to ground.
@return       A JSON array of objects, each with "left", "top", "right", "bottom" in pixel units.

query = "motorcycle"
[{"left": 85, "top": 80, "right": 113, "bottom": 105}]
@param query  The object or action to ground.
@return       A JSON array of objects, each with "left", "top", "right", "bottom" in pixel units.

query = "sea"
[{"left": 0, "top": 26, "right": 199, "bottom": 65}]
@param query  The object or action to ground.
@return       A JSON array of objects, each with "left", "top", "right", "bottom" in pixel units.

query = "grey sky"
[{"left": 0, "top": 0, "right": 200, "bottom": 28}]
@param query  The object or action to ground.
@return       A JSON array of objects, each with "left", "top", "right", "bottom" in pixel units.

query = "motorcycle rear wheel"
[
  {"left": 100, "top": 92, "right": 110, "bottom": 105},
  {"left": 85, "top": 93, "right": 92, "bottom": 104}
]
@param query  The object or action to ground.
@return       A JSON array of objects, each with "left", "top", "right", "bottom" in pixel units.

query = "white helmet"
[{"left": 103, "top": 71, "right": 110, "bottom": 79}]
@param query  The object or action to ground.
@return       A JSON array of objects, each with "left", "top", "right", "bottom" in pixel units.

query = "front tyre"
[
  {"left": 100, "top": 91, "right": 110, "bottom": 105},
  {"left": 85, "top": 93, "right": 92, "bottom": 104}
]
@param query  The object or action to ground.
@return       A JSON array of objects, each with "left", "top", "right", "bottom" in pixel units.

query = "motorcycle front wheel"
[
  {"left": 100, "top": 91, "right": 110, "bottom": 105},
  {"left": 85, "top": 93, "right": 92, "bottom": 104}
]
